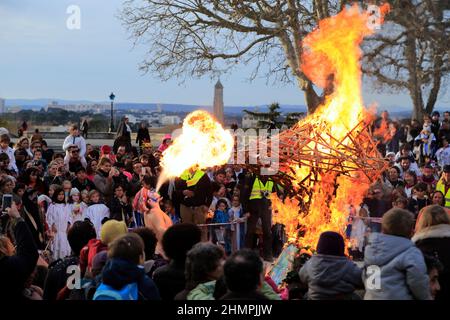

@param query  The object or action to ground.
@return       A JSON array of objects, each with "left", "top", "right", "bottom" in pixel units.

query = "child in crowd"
[
  {"left": 84, "top": 190, "right": 110, "bottom": 239},
  {"left": 94, "top": 233, "right": 160, "bottom": 300},
  {"left": 228, "top": 195, "right": 247, "bottom": 250},
  {"left": 81, "top": 189, "right": 89, "bottom": 205},
  {"left": 407, "top": 182, "right": 431, "bottom": 218},
  {"left": 363, "top": 208, "right": 431, "bottom": 300},
  {"left": 62, "top": 180, "right": 72, "bottom": 203},
  {"left": 46, "top": 186, "right": 72, "bottom": 260},
  {"left": 70, "top": 187, "right": 87, "bottom": 223},
  {"left": 299, "top": 231, "right": 363, "bottom": 299},
  {"left": 212, "top": 199, "right": 230, "bottom": 251},
  {"left": 164, "top": 199, "right": 180, "bottom": 225},
  {"left": 132, "top": 175, "right": 155, "bottom": 227}
]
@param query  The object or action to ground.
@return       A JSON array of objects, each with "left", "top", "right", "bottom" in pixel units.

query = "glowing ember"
[
  {"left": 157, "top": 110, "right": 234, "bottom": 189},
  {"left": 272, "top": 4, "right": 390, "bottom": 250}
]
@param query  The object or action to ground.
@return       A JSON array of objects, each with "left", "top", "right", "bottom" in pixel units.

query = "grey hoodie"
[
  {"left": 363, "top": 232, "right": 431, "bottom": 300},
  {"left": 299, "top": 254, "right": 363, "bottom": 300}
]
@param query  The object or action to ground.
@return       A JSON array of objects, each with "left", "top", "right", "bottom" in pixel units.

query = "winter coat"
[
  {"left": 363, "top": 232, "right": 431, "bottom": 300},
  {"left": 99, "top": 258, "right": 160, "bottom": 300},
  {"left": 299, "top": 254, "right": 363, "bottom": 300},
  {"left": 413, "top": 224, "right": 450, "bottom": 301},
  {"left": 152, "top": 261, "right": 186, "bottom": 301},
  {"left": 0, "top": 219, "right": 39, "bottom": 300}
]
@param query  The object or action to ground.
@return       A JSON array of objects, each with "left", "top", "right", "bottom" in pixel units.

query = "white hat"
[{"left": 70, "top": 188, "right": 80, "bottom": 196}]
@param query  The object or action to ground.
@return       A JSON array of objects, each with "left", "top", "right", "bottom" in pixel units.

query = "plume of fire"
[
  {"left": 272, "top": 4, "right": 390, "bottom": 251},
  {"left": 157, "top": 110, "right": 234, "bottom": 190}
]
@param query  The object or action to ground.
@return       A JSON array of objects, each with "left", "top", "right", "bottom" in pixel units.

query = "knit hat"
[
  {"left": 100, "top": 220, "right": 128, "bottom": 245},
  {"left": 316, "top": 231, "right": 345, "bottom": 256},
  {"left": 70, "top": 188, "right": 80, "bottom": 196},
  {"left": 101, "top": 145, "right": 112, "bottom": 154}
]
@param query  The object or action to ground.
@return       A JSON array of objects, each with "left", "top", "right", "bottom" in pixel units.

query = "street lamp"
[{"left": 109, "top": 92, "right": 116, "bottom": 133}]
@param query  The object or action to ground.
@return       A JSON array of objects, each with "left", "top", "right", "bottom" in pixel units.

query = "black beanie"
[{"left": 316, "top": 231, "right": 345, "bottom": 256}]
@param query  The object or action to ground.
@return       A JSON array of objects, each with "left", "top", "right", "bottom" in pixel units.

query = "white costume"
[
  {"left": 70, "top": 202, "right": 88, "bottom": 224},
  {"left": 85, "top": 204, "right": 110, "bottom": 239},
  {"left": 46, "top": 203, "right": 72, "bottom": 260}
]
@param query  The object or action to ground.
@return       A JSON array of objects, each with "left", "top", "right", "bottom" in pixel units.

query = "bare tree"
[
  {"left": 362, "top": 0, "right": 449, "bottom": 121},
  {"left": 120, "top": 0, "right": 351, "bottom": 114}
]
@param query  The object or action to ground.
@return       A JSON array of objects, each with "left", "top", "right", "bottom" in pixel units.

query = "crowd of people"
[{"left": 0, "top": 110, "right": 449, "bottom": 301}]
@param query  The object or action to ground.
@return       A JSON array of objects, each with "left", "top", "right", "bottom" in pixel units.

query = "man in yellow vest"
[
  {"left": 436, "top": 165, "right": 450, "bottom": 208},
  {"left": 240, "top": 172, "right": 276, "bottom": 262},
  {"left": 175, "top": 167, "right": 213, "bottom": 240}
]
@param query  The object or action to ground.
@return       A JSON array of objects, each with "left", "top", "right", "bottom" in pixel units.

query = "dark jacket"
[
  {"left": 152, "top": 261, "right": 185, "bottom": 301},
  {"left": 136, "top": 128, "right": 151, "bottom": 145},
  {"left": 71, "top": 177, "right": 96, "bottom": 193},
  {"left": 101, "top": 258, "right": 160, "bottom": 300},
  {"left": 0, "top": 219, "right": 39, "bottom": 300},
  {"left": 413, "top": 224, "right": 450, "bottom": 301},
  {"left": 108, "top": 197, "right": 133, "bottom": 223},
  {"left": 44, "top": 174, "right": 64, "bottom": 188},
  {"left": 174, "top": 173, "right": 213, "bottom": 208},
  {"left": 239, "top": 173, "right": 278, "bottom": 213},
  {"left": 43, "top": 256, "right": 79, "bottom": 300}
]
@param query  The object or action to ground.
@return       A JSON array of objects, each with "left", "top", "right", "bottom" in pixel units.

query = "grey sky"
[{"left": 0, "top": 0, "right": 448, "bottom": 110}]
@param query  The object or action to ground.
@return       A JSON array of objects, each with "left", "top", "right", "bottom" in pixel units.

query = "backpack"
[{"left": 93, "top": 282, "right": 138, "bottom": 300}]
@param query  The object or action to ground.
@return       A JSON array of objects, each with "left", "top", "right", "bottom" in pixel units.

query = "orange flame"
[
  {"left": 273, "top": 4, "right": 389, "bottom": 250},
  {"left": 157, "top": 110, "right": 234, "bottom": 189}
]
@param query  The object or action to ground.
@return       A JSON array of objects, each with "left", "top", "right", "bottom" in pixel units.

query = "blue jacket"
[
  {"left": 299, "top": 254, "right": 363, "bottom": 300},
  {"left": 363, "top": 233, "right": 431, "bottom": 300},
  {"left": 100, "top": 258, "right": 161, "bottom": 300}
]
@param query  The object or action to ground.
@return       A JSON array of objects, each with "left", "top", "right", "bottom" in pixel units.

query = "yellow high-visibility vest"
[
  {"left": 436, "top": 178, "right": 450, "bottom": 208},
  {"left": 249, "top": 177, "right": 274, "bottom": 200},
  {"left": 180, "top": 170, "right": 205, "bottom": 188}
]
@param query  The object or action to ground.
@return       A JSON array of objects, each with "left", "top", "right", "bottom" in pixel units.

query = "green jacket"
[{"left": 187, "top": 280, "right": 281, "bottom": 300}]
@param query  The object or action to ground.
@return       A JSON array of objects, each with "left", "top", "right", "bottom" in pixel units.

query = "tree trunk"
[{"left": 405, "top": 28, "right": 424, "bottom": 121}]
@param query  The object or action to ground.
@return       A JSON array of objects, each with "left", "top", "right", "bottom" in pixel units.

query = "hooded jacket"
[
  {"left": 299, "top": 254, "right": 363, "bottom": 300},
  {"left": 100, "top": 258, "right": 160, "bottom": 300},
  {"left": 412, "top": 224, "right": 450, "bottom": 300},
  {"left": 363, "top": 233, "right": 431, "bottom": 300}
]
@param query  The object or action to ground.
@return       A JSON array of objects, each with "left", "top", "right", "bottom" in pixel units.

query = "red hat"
[{"left": 101, "top": 145, "right": 112, "bottom": 154}]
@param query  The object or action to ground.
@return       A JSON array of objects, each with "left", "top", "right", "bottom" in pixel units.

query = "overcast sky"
[{"left": 0, "top": 0, "right": 448, "bottom": 109}]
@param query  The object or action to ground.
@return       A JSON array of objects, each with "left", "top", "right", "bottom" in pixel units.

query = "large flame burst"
[
  {"left": 158, "top": 110, "right": 234, "bottom": 189},
  {"left": 271, "top": 4, "right": 390, "bottom": 250}
]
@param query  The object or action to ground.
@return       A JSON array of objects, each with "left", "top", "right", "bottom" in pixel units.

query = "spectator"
[
  {"left": 413, "top": 205, "right": 450, "bottom": 300},
  {"left": 153, "top": 223, "right": 202, "bottom": 300},
  {"left": 93, "top": 157, "right": 116, "bottom": 203},
  {"left": 71, "top": 167, "right": 96, "bottom": 193},
  {"left": 64, "top": 145, "right": 87, "bottom": 173},
  {"left": 62, "top": 125, "right": 87, "bottom": 164},
  {"left": 0, "top": 201, "right": 39, "bottom": 300},
  {"left": 431, "top": 111, "right": 441, "bottom": 139},
  {"left": 299, "top": 231, "right": 363, "bottom": 300},
  {"left": 363, "top": 186, "right": 391, "bottom": 233},
  {"left": 43, "top": 220, "right": 96, "bottom": 300},
  {"left": 175, "top": 242, "right": 225, "bottom": 300},
  {"left": 84, "top": 190, "right": 110, "bottom": 239},
  {"left": 419, "top": 164, "right": 438, "bottom": 193},
  {"left": 363, "top": 208, "right": 431, "bottom": 300},
  {"left": 136, "top": 122, "right": 151, "bottom": 151},
  {"left": 108, "top": 184, "right": 132, "bottom": 225},
  {"left": 395, "top": 156, "right": 422, "bottom": 178},
  {"left": 423, "top": 254, "right": 444, "bottom": 300},
  {"left": 221, "top": 249, "right": 269, "bottom": 300},
  {"left": 41, "top": 140, "right": 54, "bottom": 165},
  {"left": 164, "top": 199, "right": 181, "bottom": 225},
  {"left": 403, "top": 170, "right": 418, "bottom": 198},
  {"left": 435, "top": 136, "right": 450, "bottom": 168},
  {"left": 114, "top": 117, "right": 132, "bottom": 153},
  {"left": 131, "top": 228, "right": 160, "bottom": 277},
  {"left": 407, "top": 183, "right": 431, "bottom": 218},
  {"left": 86, "top": 159, "right": 98, "bottom": 181},
  {"left": 80, "top": 119, "right": 89, "bottom": 139},
  {"left": 431, "top": 191, "right": 446, "bottom": 207},
  {"left": 46, "top": 186, "right": 72, "bottom": 260},
  {"left": 94, "top": 233, "right": 160, "bottom": 300},
  {"left": 384, "top": 166, "right": 404, "bottom": 190},
  {"left": 158, "top": 134, "right": 172, "bottom": 153},
  {"left": 21, "top": 189, "right": 46, "bottom": 250},
  {"left": 70, "top": 188, "right": 87, "bottom": 223}
]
